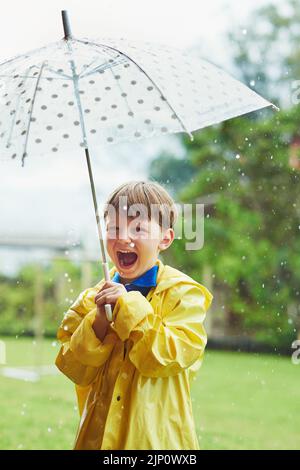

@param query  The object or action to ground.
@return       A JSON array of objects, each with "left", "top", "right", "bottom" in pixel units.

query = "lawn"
[{"left": 0, "top": 336, "right": 299, "bottom": 450}]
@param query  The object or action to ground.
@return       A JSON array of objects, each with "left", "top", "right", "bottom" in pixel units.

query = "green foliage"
[
  {"left": 0, "top": 259, "right": 103, "bottom": 337},
  {"left": 151, "top": 107, "right": 300, "bottom": 347}
]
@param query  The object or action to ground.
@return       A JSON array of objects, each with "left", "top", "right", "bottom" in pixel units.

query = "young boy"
[{"left": 55, "top": 180, "right": 213, "bottom": 450}]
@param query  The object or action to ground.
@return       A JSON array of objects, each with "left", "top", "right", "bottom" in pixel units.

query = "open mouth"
[{"left": 116, "top": 250, "right": 138, "bottom": 268}]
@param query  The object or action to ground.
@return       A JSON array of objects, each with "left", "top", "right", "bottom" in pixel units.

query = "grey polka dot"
[
  {"left": 137, "top": 99, "right": 144, "bottom": 104},
  {"left": 95, "top": 97, "right": 101, "bottom": 102},
  {"left": 161, "top": 127, "right": 168, "bottom": 133},
  {"left": 35, "top": 138, "right": 42, "bottom": 143},
  {"left": 117, "top": 124, "right": 124, "bottom": 129},
  {"left": 63, "top": 134, "right": 69, "bottom": 139},
  {"left": 128, "top": 111, "right": 134, "bottom": 117},
  {"left": 145, "top": 119, "right": 151, "bottom": 124},
  {"left": 41, "top": 105, "right": 47, "bottom": 110},
  {"left": 84, "top": 109, "right": 90, "bottom": 113},
  {"left": 105, "top": 86, "right": 111, "bottom": 91},
  {"left": 154, "top": 106, "right": 160, "bottom": 111},
  {"left": 101, "top": 116, "right": 107, "bottom": 121},
  {"left": 57, "top": 113, "right": 63, "bottom": 118},
  {"left": 74, "top": 121, "right": 80, "bottom": 126},
  {"left": 114, "top": 75, "right": 121, "bottom": 80},
  {"left": 62, "top": 83, "right": 69, "bottom": 88},
  {"left": 52, "top": 94, "right": 58, "bottom": 99},
  {"left": 89, "top": 80, "right": 95, "bottom": 84},
  {"left": 68, "top": 101, "right": 74, "bottom": 106},
  {"left": 121, "top": 93, "right": 127, "bottom": 97},
  {"left": 46, "top": 126, "right": 53, "bottom": 131},
  {"left": 90, "top": 129, "right": 96, "bottom": 134},
  {"left": 30, "top": 117, "right": 36, "bottom": 122},
  {"left": 11, "top": 153, "right": 17, "bottom": 159},
  {"left": 131, "top": 81, "right": 137, "bottom": 85},
  {"left": 147, "top": 86, "right": 153, "bottom": 91},
  {"left": 134, "top": 132, "right": 141, "bottom": 138},
  {"left": 79, "top": 90, "right": 85, "bottom": 95},
  {"left": 52, "top": 147, "right": 58, "bottom": 152},
  {"left": 111, "top": 104, "right": 117, "bottom": 109},
  {"left": 16, "top": 120, "right": 21, "bottom": 125},
  {"left": 107, "top": 137, "right": 114, "bottom": 142},
  {"left": 21, "top": 130, "right": 26, "bottom": 135}
]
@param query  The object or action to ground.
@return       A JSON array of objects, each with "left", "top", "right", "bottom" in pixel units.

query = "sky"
[{"left": 0, "top": 0, "right": 279, "bottom": 274}]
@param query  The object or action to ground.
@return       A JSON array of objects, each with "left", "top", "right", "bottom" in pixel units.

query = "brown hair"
[{"left": 103, "top": 180, "right": 178, "bottom": 229}]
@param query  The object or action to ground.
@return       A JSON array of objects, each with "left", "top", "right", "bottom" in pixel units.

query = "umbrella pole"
[
  {"left": 61, "top": 11, "right": 113, "bottom": 322},
  {"left": 84, "top": 146, "right": 113, "bottom": 322}
]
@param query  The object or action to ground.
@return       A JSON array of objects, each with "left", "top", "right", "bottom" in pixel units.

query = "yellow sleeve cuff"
[{"left": 110, "top": 291, "right": 154, "bottom": 341}]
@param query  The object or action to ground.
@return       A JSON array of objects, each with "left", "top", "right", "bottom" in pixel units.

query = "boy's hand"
[{"left": 94, "top": 281, "right": 127, "bottom": 313}]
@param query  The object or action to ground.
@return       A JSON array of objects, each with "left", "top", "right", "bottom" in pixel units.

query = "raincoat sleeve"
[
  {"left": 55, "top": 288, "right": 118, "bottom": 386},
  {"left": 110, "top": 282, "right": 213, "bottom": 377}
]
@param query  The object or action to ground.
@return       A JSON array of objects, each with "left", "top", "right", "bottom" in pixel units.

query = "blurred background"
[{"left": 0, "top": 0, "right": 299, "bottom": 450}]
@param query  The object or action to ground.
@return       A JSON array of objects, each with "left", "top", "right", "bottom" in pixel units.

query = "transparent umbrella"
[{"left": 0, "top": 10, "right": 278, "bottom": 320}]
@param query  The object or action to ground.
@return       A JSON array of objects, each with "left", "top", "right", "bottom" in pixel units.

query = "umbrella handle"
[{"left": 102, "top": 262, "right": 113, "bottom": 322}]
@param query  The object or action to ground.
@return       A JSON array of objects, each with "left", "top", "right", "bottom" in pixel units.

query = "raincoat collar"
[{"left": 104, "top": 257, "right": 201, "bottom": 295}]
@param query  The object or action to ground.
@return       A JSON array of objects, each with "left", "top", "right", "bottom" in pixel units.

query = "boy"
[{"left": 55, "top": 180, "right": 213, "bottom": 450}]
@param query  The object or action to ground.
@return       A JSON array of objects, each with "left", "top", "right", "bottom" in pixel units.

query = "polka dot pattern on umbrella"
[{"left": 0, "top": 36, "right": 273, "bottom": 165}]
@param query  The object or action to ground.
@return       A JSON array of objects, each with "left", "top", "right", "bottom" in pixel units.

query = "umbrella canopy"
[
  {"left": 0, "top": 14, "right": 277, "bottom": 165},
  {"left": 0, "top": 11, "right": 277, "bottom": 320}
]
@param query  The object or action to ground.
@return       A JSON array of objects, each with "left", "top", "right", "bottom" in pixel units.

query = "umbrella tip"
[
  {"left": 271, "top": 103, "right": 280, "bottom": 112},
  {"left": 62, "top": 10, "right": 72, "bottom": 40}
]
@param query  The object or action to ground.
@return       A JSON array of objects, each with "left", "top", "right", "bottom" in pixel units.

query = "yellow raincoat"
[{"left": 55, "top": 258, "right": 213, "bottom": 450}]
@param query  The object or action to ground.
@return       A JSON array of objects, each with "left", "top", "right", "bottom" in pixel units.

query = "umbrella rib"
[
  {"left": 21, "top": 62, "right": 46, "bottom": 167},
  {"left": 75, "top": 38, "right": 194, "bottom": 141}
]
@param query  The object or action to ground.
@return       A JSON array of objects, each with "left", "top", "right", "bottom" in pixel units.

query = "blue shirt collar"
[{"left": 112, "top": 263, "right": 159, "bottom": 287}]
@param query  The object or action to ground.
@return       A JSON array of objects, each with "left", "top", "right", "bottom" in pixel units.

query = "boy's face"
[{"left": 105, "top": 211, "right": 174, "bottom": 282}]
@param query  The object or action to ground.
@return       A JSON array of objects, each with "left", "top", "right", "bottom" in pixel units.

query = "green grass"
[{"left": 0, "top": 337, "right": 299, "bottom": 450}]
